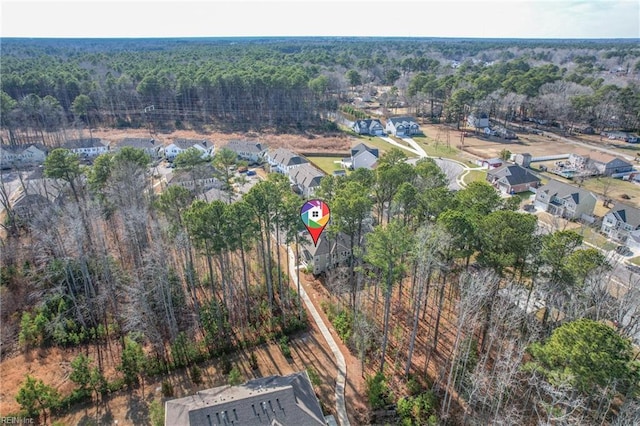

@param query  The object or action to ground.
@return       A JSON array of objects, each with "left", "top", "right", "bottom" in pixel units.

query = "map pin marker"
[{"left": 300, "top": 199, "right": 330, "bottom": 246}]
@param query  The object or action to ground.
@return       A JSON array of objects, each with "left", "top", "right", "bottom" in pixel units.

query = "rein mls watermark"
[{"left": 0, "top": 417, "right": 35, "bottom": 424}]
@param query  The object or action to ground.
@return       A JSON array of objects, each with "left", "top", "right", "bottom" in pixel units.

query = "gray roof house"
[
  {"left": 267, "top": 148, "right": 309, "bottom": 176},
  {"left": 114, "top": 137, "right": 162, "bottom": 159},
  {"left": 303, "top": 232, "right": 352, "bottom": 276},
  {"left": 569, "top": 151, "right": 634, "bottom": 176},
  {"left": 385, "top": 117, "right": 420, "bottom": 137},
  {"left": 163, "top": 139, "right": 214, "bottom": 160},
  {"left": 63, "top": 138, "right": 109, "bottom": 157},
  {"left": 290, "top": 163, "right": 325, "bottom": 197},
  {"left": 341, "top": 143, "right": 379, "bottom": 170},
  {"left": 534, "top": 179, "right": 597, "bottom": 220},
  {"left": 0, "top": 144, "right": 48, "bottom": 169},
  {"left": 352, "top": 119, "right": 385, "bottom": 136},
  {"left": 601, "top": 202, "right": 640, "bottom": 243},
  {"left": 164, "top": 371, "right": 325, "bottom": 426},
  {"left": 165, "top": 164, "right": 222, "bottom": 192},
  {"left": 224, "top": 140, "right": 268, "bottom": 163},
  {"left": 486, "top": 164, "right": 541, "bottom": 194}
]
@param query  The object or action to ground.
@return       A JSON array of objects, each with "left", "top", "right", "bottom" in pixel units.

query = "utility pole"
[{"left": 144, "top": 105, "right": 155, "bottom": 137}]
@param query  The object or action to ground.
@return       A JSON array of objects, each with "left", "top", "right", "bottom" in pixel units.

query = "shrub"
[
  {"left": 249, "top": 352, "right": 259, "bottom": 370},
  {"left": 279, "top": 336, "right": 292, "bottom": 359},
  {"left": 365, "top": 372, "right": 391, "bottom": 410},
  {"left": 307, "top": 367, "right": 321, "bottom": 387},
  {"left": 161, "top": 380, "right": 174, "bottom": 397},
  {"left": 397, "top": 391, "right": 438, "bottom": 426},
  {"left": 228, "top": 366, "right": 242, "bottom": 386},
  {"left": 149, "top": 399, "right": 165, "bottom": 426},
  {"left": 189, "top": 365, "right": 203, "bottom": 385}
]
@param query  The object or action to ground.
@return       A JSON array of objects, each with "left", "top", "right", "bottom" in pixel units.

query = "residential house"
[
  {"left": 302, "top": 232, "right": 352, "bottom": 276},
  {"left": 63, "top": 138, "right": 109, "bottom": 157},
  {"left": 224, "top": 140, "right": 268, "bottom": 163},
  {"left": 486, "top": 164, "right": 541, "bottom": 194},
  {"left": 467, "top": 113, "right": 489, "bottom": 129},
  {"left": 569, "top": 151, "right": 633, "bottom": 176},
  {"left": 163, "top": 139, "right": 214, "bottom": 161},
  {"left": 113, "top": 137, "right": 161, "bottom": 159},
  {"left": 0, "top": 144, "right": 47, "bottom": 169},
  {"left": 385, "top": 116, "right": 420, "bottom": 137},
  {"left": 267, "top": 148, "right": 309, "bottom": 176},
  {"left": 352, "top": 119, "right": 385, "bottom": 136},
  {"left": 290, "top": 163, "right": 325, "bottom": 198},
  {"left": 11, "top": 177, "right": 64, "bottom": 223},
  {"left": 341, "top": 143, "right": 379, "bottom": 170},
  {"left": 534, "top": 179, "right": 597, "bottom": 220},
  {"left": 601, "top": 202, "right": 640, "bottom": 244},
  {"left": 164, "top": 371, "right": 325, "bottom": 426},
  {"left": 478, "top": 158, "right": 503, "bottom": 169},
  {"left": 165, "top": 164, "right": 222, "bottom": 192}
]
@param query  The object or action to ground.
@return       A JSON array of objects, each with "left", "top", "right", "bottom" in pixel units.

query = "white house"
[
  {"left": 467, "top": 113, "right": 489, "bottom": 129},
  {"left": 267, "top": 148, "right": 309, "bottom": 176},
  {"left": 224, "top": 140, "right": 268, "bottom": 163},
  {"left": 341, "top": 143, "right": 379, "bottom": 170},
  {"left": 63, "top": 138, "right": 109, "bottom": 157},
  {"left": 385, "top": 117, "right": 420, "bottom": 137},
  {"left": 113, "top": 137, "right": 162, "bottom": 159},
  {"left": 0, "top": 144, "right": 47, "bottom": 169},
  {"left": 601, "top": 202, "right": 640, "bottom": 243},
  {"left": 163, "top": 138, "right": 214, "bottom": 161}
]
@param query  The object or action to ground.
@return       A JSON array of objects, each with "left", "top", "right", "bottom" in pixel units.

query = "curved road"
[{"left": 381, "top": 135, "right": 479, "bottom": 189}]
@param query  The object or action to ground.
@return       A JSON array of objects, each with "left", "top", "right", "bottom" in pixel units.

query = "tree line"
[{"left": 1, "top": 38, "right": 639, "bottom": 147}]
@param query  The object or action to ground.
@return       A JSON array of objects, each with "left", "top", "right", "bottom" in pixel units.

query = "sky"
[{"left": 1, "top": 0, "right": 639, "bottom": 39}]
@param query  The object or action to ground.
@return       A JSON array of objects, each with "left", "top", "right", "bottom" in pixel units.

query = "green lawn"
[
  {"left": 411, "top": 135, "right": 466, "bottom": 160},
  {"left": 306, "top": 156, "right": 344, "bottom": 175},
  {"left": 463, "top": 169, "right": 487, "bottom": 185},
  {"left": 579, "top": 226, "right": 617, "bottom": 252}
]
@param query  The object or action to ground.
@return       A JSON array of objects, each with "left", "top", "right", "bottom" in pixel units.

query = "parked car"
[
  {"left": 246, "top": 170, "right": 256, "bottom": 176},
  {"left": 615, "top": 245, "right": 633, "bottom": 256}
]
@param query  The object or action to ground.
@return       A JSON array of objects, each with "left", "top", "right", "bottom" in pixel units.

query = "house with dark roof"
[
  {"left": 164, "top": 371, "right": 325, "bottom": 426},
  {"left": 267, "top": 148, "right": 309, "bottom": 176},
  {"left": 113, "top": 137, "right": 162, "bottom": 159},
  {"left": 163, "top": 139, "right": 214, "bottom": 161},
  {"left": 534, "top": 179, "right": 597, "bottom": 220},
  {"left": 352, "top": 119, "right": 385, "bottom": 136},
  {"left": 224, "top": 140, "right": 268, "bottom": 163},
  {"left": 165, "top": 164, "right": 222, "bottom": 192},
  {"left": 341, "top": 143, "right": 379, "bottom": 170},
  {"left": 601, "top": 202, "right": 640, "bottom": 243},
  {"left": 486, "top": 164, "right": 541, "bottom": 194},
  {"left": 302, "top": 232, "right": 352, "bottom": 276},
  {"left": 63, "top": 138, "right": 109, "bottom": 157},
  {"left": 11, "top": 178, "right": 65, "bottom": 223},
  {"left": 290, "top": 163, "right": 325, "bottom": 197},
  {"left": 385, "top": 117, "right": 420, "bottom": 137}
]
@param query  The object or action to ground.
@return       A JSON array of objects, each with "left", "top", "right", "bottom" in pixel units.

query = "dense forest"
[
  {"left": 1, "top": 38, "right": 640, "bottom": 425},
  {"left": 1, "top": 37, "right": 639, "bottom": 145}
]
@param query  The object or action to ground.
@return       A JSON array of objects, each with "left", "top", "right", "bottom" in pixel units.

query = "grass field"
[
  {"left": 306, "top": 156, "right": 344, "bottom": 175},
  {"left": 462, "top": 169, "right": 487, "bottom": 185}
]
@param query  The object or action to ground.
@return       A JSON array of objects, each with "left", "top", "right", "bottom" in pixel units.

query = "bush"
[
  {"left": 307, "top": 367, "right": 321, "bottom": 387},
  {"left": 228, "top": 366, "right": 242, "bottom": 386},
  {"left": 397, "top": 391, "right": 438, "bottom": 426},
  {"left": 365, "top": 372, "right": 391, "bottom": 410},
  {"left": 149, "top": 399, "right": 165, "bottom": 426},
  {"left": 279, "top": 336, "right": 292, "bottom": 359},
  {"left": 161, "top": 380, "right": 174, "bottom": 397},
  {"left": 249, "top": 352, "right": 259, "bottom": 370},
  {"left": 189, "top": 365, "right": 203, "bottom": 385}
]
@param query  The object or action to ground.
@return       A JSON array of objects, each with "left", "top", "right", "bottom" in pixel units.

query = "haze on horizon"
[{"left": 2, "top": 0, "right": 639, "bottom": 39}]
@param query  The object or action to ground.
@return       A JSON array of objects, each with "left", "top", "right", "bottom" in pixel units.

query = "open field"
[{"left": 306, "top": 155, "right": 344, "bottom": 175}]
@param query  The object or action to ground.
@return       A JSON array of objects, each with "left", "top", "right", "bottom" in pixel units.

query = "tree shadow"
[
  {"left": 76, "top": 407, "right": 114, "bottom": 426},
  {"left": 125, "top": 393, "right": 150, "bottom": 425}
]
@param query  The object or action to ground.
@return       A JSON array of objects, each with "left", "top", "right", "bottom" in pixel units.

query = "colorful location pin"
[{"left": 300, "top": 199, "right": 330, "bottom": 246}]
